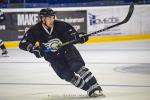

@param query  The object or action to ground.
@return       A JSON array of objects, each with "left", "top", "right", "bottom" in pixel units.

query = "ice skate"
[
  {"left": 88, "top": 85, "right": 104, "bottom": 97},
  {"left": 89, "top": 89, "right": 104, "bottom": 97},
  {"left": 1, "top": 49, "right": 8, "bottom": 57}
]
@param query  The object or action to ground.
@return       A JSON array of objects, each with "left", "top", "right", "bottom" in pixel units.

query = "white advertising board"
[{"left": 87, "top": 5, "right": 150, "bottom": 37}]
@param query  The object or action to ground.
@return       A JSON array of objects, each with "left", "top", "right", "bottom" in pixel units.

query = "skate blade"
[{"left": 90, "top": 92, "right": 105, "bottom": 98}]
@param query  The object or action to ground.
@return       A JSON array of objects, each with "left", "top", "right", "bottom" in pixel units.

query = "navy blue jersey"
[{"left": 19, "top": 20, "right": 78, "bottom": 53}]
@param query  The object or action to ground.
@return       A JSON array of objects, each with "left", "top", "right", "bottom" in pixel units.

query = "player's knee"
[
  {"left": 60, "top": 71, "right": 74, "bottom": 82},
  {"left": 70, "top": 62, "right": 85, "bottom": 73},
  {"left": 77, "top": 66, "right": 89, "bottom": 75}
]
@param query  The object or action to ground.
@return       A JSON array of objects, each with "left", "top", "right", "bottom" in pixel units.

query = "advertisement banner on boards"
[
  {"left": 87, "top": 7, "right": 122, "bottom": 37},
  {"left": 0, "top": 10, "right": 87, "bottom": 41},
  {"left": 87, "top": 5, "right": 150, "bottom": 37}
]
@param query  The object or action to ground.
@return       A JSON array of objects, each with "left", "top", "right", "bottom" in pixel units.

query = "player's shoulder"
[
  {"left": 25, "top": 21, "right": 42, "bottom": 34},
  {"left": 28, "top": 21, "right": 42, "bottom": 31}
]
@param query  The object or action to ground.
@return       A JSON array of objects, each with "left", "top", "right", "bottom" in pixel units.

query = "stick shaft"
[{"left": 60, "top": 3, "right": 134, "bottom": 47}]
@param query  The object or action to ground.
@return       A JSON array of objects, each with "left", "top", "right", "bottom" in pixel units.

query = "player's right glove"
[
  {"left": 75, "top": 32, "right": 89, "bottom": 44},
  {"left": 29, "top": 45, "right": 44, "bottom": 58}
]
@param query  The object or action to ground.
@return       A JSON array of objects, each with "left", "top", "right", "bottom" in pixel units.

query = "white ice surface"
[{"left": 0, "top": 40, "right": 150, "bottom": 100}]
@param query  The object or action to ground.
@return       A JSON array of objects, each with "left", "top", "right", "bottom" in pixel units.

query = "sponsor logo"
[
  {"left": 17, "top": 14, "right": 39, "bottom": 26},
  {"left": 56, "top": 17, "right": 85, "bottom": 23},
  {"left": 88, "top": 13, "right": 119, "bottom": 25},
  {"left": 56, "top": 16, "right": 85, "bottom": 31}
]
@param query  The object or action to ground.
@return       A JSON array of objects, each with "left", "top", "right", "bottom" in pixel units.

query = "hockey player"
[
  {"left": 0, "top": 10, "right": 8, "bottom": 56},
  {"left": 19, "top": 8, "right": 103, "bottom": 97}
]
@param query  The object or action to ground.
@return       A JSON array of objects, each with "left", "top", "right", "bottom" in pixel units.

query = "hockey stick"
[{"left": 59, "top": 3, "right": 134, "bottom": 48}]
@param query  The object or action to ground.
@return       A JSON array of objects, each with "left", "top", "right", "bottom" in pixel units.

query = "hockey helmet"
[{"left": 40, "top": 8, "right": 55, "bottom": 17}]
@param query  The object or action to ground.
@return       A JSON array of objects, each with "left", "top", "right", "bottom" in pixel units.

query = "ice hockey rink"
[{"left": 0, "top": 40, "right": 150, "bottom": 100}]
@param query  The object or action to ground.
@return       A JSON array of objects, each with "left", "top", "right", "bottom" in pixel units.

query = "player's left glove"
[
  {"left": 29, "top": 45, "right": 44, "bottom": 58},
  {"left": 76, "top": 32, "right": 89, "bottom": 44}
]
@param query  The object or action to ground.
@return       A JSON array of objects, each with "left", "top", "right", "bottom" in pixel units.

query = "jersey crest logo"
[{"left": 42, "top": 38, "right": 62, "bottom": 52}]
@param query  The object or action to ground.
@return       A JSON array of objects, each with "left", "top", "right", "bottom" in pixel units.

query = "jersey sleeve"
[
  {"left": 19, "top": 27, "right": 37, "bottom": 51},
  {"left": 63, "top": 22, "right": 79, "bottom": 42}
]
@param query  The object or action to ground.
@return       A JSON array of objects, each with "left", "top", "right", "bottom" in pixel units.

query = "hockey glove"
[
  {"left": 29, "top": 45, "right": 44, "bottom": 58},
  {"left": 76, "top": 32, "right": 89, "bottom": 44}
]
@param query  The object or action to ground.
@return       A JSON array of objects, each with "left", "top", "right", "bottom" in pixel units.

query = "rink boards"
[{"left": 0, "top": 4, "right": 150, "bottom": 48}]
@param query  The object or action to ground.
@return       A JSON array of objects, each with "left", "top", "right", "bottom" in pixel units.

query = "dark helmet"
[{"left": 39, "top": 8, "right": 55, "bottom": 17}]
